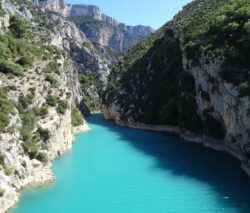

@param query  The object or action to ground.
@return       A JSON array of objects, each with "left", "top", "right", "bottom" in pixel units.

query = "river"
[{"left": 10, "top": 114, "right": 250, "bottom": 213}]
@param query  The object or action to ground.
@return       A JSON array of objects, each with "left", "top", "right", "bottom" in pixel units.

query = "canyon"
[{"left": 0, "top": 0, "right": 250, "bottom": 212}]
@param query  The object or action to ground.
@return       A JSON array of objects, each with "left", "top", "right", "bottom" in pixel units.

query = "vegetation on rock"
[
  {"left": 57, "top": 100, "right": 69, "bottom": 115},
  {"left": 177, "top": 0, "right": 250, "bottom": 96},
  {"left": 69, "top": 16, "right": 112, "bottom": 30},
  {"left": 0, "top": 187, "right": 5, "bottom": 197},
  {"left": 4, "top": 166, "right": 15, "bottom": 176},
  {"left": 104, "top": 0, "right": 248, "bottom": 139},
  {"left": 0, "top": 88, "right": 14, "bottom": 132},
  {"left": 71, "top": 105, "right": 83, "bottom": 127}
]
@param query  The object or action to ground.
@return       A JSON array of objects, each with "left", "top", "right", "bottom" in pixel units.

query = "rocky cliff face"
[
  {"left": 0, "top": 0, "right": 112, "bottom": 211},
  {"left": 103, "top": 0, "right": 250, "bottom": 175},
  {"left": 34, "top": 0, "right": 153, "bottom": 52}
]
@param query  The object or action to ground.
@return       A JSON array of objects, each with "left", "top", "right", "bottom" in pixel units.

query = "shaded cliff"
[{"left": 103, "top": 0, "right": 250, "bottom": 174}]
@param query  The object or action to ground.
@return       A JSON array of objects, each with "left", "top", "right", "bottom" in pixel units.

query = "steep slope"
[
  {"left": 103, "top": 0, "right": 250, "bottom": 175},
  {"left": 34, "top": 0, "right": 153, "bottom": 52},
  {"left": 0, "top": 0, "right": 113, "bottom": 211},
  {"left": 68, "top": 14, "right": 153, "bottom": 52}
]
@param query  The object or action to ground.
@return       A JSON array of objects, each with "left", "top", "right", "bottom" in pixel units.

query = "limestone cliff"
[
  {"left": 34, "top": 0, "right": 153, "bottom": 52},
  {"left": 0, "top": 0, "right": 110, "bottom": 211},
  {"left": 103, "top": 0, "right": 250, "bottom": 175}
]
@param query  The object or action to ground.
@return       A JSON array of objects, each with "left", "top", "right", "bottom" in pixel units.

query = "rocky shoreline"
[
  {"left": 1, "top": 123, "right": 91, "bottom": 213},
  {"left": 72, "top": 123, "right": 91, "bottom": 135},
  {"left": 103, "top": 109, "right": 250, "bottom": 177}
]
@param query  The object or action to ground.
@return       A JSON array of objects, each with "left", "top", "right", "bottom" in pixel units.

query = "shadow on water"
[{"left": 86, "top": 113, "right": 250, "bottom": 213}]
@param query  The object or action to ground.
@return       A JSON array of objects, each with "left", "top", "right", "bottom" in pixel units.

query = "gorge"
[{"left": 0, "top": 0, "right": 250, "bottom": 212}]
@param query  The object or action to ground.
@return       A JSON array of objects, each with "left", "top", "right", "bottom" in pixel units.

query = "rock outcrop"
[{"left": 33, "top": 0, "right": 153, "bottom": 52}]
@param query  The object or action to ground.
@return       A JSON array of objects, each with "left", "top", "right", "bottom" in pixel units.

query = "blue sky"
[{"left": 66, "top": 0, "right": 193, "bottom": 29}]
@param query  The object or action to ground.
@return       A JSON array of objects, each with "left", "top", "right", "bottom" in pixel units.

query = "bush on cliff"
[
  {"left": 0, "top": 187, "right": 5, "bottom": 197},
  {"left": 4, "top": 166, "right": 15, "bottom": 176},
  {"left": 37, "top": 127, "right": 50, "bottom": 142},
  {"left": 22, "top": 140, "right": 39, "bottom": 159},
  {"left": 57, "top": 100, "right": 69, "bottom": 115},
  {"left": 0, "top": 60, "right": 24, "bottom": 76},
  {"left": 9, "top": 15, "right": 29, "bottom": 38},
  {"left": 0, "top": 88, "right": 14, "bottom": 132},
  {"left": 43, "top": 61, "right": 60, "bottom": 73},
  {"left": 45, "top": 74, "right": 57, "bottom": 87},
  {"left": 0, "top": 152, "right": 4, "bottom": 165},
  {"left": 36, "top": 152, "right": 49, "bottom": 163},
  {"left": 16, "top": 56, "right": 34, "bottom": 67},
  {"left": 46, "top": 95, "right": 58, "bottom": 107},
  {"left": 71, "top": 106, "right": 83, "bottom": 127},
  {"left": 0, "top": 5, "right": 5, "bottom": 17}
]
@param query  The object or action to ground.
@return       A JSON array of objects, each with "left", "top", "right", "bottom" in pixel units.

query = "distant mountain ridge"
[{"left": 33, "top": 0, "right": 153, "bottom": 52}]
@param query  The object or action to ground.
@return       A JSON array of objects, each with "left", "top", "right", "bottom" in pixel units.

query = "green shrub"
[
  {"left": 78, "top": 73, "right": 101, "bottom": 89},
  {"left": 0, "top": 5, "right": 5, "bottom": 17},
  {"left": 66, "top": 92, "right": 71, "bottom": 99},
  {"left": 11, "top": 0, "right": 32, "bottom": 5},
  {"left": 21, "top": 110, "right": 36, "bottom": 130},
  {"left": 0, "top": 187, "right": 5, "bottom": 197},
  {"left": 0, "top": 34, "right": 36, "bottom": 59},
  {"left": 69, "top": 15, "right": 111, "bottom": 30},
  {"left": 9, "top": 15, "right": 29, "bottom": 38},
  {"left": 36, "top": 152, "right": 49, "bottom": 163},
  {"left": 18, "top": 94, "right": 34, "bottom": 109},
  {"left": 45, "top": 74, "right": 57, "bottom": 87},
  {"left": 8, "top": 85, "right": 17, "bottom": 91},
  {"left": 37, "top": 127, "right": 50, "bottom": 142},
  {"left": 71, "top": 106, "right": 83, "bottom": 127},
  {"left": 20, "top": 127, "right": 32, "bottom": 142},
  {"left": 0, "top": 60, "right": 24, "bottom": 76},
  {"left": 82, "top": 96, "right": 97, "bottom": 112},
  {"left": 0, "top": 42, "right": 10, "bottom": 58},
  {"left": 33, "top": 106, "right": 48, "bottom": 117},
  {"left": 22, "top": 140, "right": 39, "bottom": 159},
  {"left": 0, "top": 152, "right": 4, "bottom": 165},
  {"left": 4, "top": 166, "right": 15, "bottom": 176},
  {"left": 0, "top": 112, "right": 10, "bottom": 132},
  {"left": 43, "top": 61, "right": 59, "bottom": 73},
  {"left": 19, "top": 110, "right": 36, "bottom": 143},
  {"left": 0, "top": 89, "right": 14, "bottom": 132},
  {"left": 16, "top": 56, "right": 34, "bottom": 67},
  {"left": 57, "top": 100, "right": 69, "bottom": 115},
  {"left": 46, "top": 95, "right": 58, "bottom": 107}
]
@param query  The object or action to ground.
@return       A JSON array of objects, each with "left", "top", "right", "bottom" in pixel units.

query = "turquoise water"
[{"left": 11, "top": 114, "right": 250, "bottom": 213}]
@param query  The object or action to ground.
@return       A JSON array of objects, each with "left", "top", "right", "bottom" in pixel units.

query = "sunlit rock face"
[{"left": 33, "top": 0, "right": 153, "bottom": 52}]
